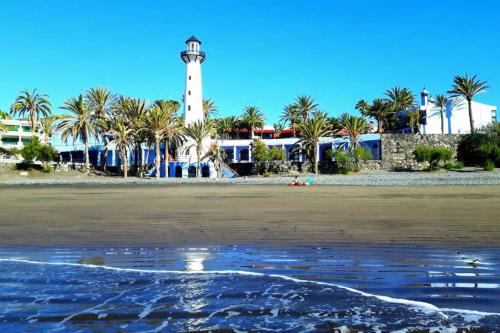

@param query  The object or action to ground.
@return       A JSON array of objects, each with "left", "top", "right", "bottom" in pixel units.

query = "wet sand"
[{"left": 0, "top": 185, "right": 499, "bottom": 247}]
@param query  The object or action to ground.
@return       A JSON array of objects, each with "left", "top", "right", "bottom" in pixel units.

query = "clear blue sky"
[{"left": 1, "top": 0, "right": 499, "bottom": 127}]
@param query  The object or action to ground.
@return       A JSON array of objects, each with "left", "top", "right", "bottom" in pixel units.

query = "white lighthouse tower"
[
  {"left": 181, "top": 36, "right": 205, "bottom": 125},
  {"left": 177, "top": 36, "right": 213, "bottom": 177}
]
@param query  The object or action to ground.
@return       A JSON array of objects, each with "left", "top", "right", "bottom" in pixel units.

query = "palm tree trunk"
[
  {"left": 377, "top": 118, "right": 382, "bottom": 133},
  {"left": 467, "top": 99, "right": 475, "bottom": 133},
  {"left": 144, "top": 144, "right": 150, "bottom": 173},
  {"left": 250, "top": 126, "right": 254, "bottom": 139},
  {"left": 30, "top": 112, "right": 36, "bottom": 135},
  {"left": 136, "top": 143, "right": 142, "bottom": 176},
  {"left": 84, "top": 140, "right": 90, "bottom": 173},
  {"left": 123, "top": 148, "right": 128, "bottom": 178},
  {"left": 164, "top": 139, "right": 170, "bottom": 178},
  {"left": 314, "top": 144, "right": 319, "bottom": 174},
  {"left": 155, "top": 137, "right": 161, "bottom": 179},
  {"left": 197, "top": 147, "right": 201, "bottom": 178},
  {"left": 101, "top": 135, "right": 109, "bottom": 171},
  {"left": 440, "top": 109, "right": 445, "bottom": 135}
]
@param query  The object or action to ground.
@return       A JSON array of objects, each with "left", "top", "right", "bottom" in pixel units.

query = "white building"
[
  {"left": 0, "top": 119, "right": 46, "bottom": 149},
  {"left": 418, "top": 88, "right": 497, "bottom": 134}
]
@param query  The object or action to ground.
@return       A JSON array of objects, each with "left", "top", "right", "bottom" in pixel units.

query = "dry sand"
[{"left": 0, "top": 184, "right": 498, "bottom": 247}]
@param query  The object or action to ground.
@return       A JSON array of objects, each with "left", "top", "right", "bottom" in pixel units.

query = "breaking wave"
[{"left": 0, "top": 258, "right": 499, "bottom": 332}]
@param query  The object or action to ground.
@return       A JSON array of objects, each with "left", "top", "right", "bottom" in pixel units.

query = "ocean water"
[{"left": 0, "top": 245, "right": 498, "bottom": 332}]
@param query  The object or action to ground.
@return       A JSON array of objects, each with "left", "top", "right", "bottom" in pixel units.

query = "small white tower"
[{"left": 181, "top": 36, "right": 205, "bottom": 126}]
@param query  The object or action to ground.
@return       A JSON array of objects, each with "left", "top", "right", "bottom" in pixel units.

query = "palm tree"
[
  {"left": 385, "top": 87, "right": 415, "bottom": 111},
  {"left": 215, "top": 117, "right": 233, "bottom": 139},
  {"left": 280, "top": 104, "right": 299, "bottom": 137},
  {"left": 57, "top": 95, "right": 96, "bottom": 173},
  {"left": 296, "top": 115, "right": 329, "bottom": 174},
  {"left": 151, "top": 99, "right": 184, "bottom": 178},
  {"left": 143, "top": 106, "right": 172, "bottom": 179},
  {"left": 85, "top": 87, "right": 116, "bottom": 170},
  {"left": 0, "top": 110, "right": 10, "bottom": 133},
  {"left": 108, "top": 118, "right": 134, "bottom": 178},
  {"left": 0, "top": 110, "right": 12, "bottom": 120},
  {"left": 121, "top": 98, "right": 149, "bottom": 175},
  {"left": 203, "top": 99, "right": 218, "bottom": 119},
  {"left": 273, "top": 122, "right": 284, "bottom": 138},
  {"left": 185, "top": 119, "right": 214, "bottom": 177},
  {"left": 407, "top": 107, "right": 423, "bottom": 134},
  {"left": 385, "top": 87, "right": 414, "bottom": 131},
  {"left": 293, "top": 95, "right": 318, "bottom": 121},
  {"left": 448, "top": 74, "right": 489, "bottom": 133},
  {"left": 241, "top": 106, "right": 265, "bottom": 139},
  {"left": 40, "top": 115, "right": 63, "bottom": 144},
  {"left": 358, "top": 98, "right": 391, "bottom": 133},
  {"left": 327, "top": 117, "right": 343, "bottom": 135},
  {"left": 435, "top": 94, "right": 448, "bottom": 135},
  {"left": 10, "top": 89, "right": 51, "bottom": 134},
  {"left": 342, "top": 115, "right": 367, "bottom": 150}
]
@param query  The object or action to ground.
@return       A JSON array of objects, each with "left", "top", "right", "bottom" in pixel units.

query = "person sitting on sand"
[{"left": 290, "top": 176, "right": 305, "bottom": 186}]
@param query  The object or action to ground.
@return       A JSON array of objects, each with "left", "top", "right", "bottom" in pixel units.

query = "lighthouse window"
[
  {"left": 188, "top": 91, "right": 191, "bottom": 95},
  {"left": 189, "top": 76, "right": 191, "bottom": 80},
  {"left": 188, "top": 105, "right": 191, "bottom": 111}
]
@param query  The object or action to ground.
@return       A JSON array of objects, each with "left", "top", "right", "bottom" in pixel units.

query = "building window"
[
  {"left": 188, "top": 105, "right": 191, "bottom": 111},
  {"left": 188, "top": 91, "right": 191, "bottom": 95}
]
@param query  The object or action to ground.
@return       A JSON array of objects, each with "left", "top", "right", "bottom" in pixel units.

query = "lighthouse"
[{"left": 181, "top": 36, "right": 205, "bottom": 126}]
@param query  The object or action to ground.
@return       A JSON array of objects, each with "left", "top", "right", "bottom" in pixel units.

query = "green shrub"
[
  {"left": 267, "top": 147, "right": 285, "bottom": 161},
  {"left": 413, "top": 146, "right": 432, "bottom": 163},
  {"left": 42, "top": 164, "right": 54, "bottom": 173},
  {"left": 20, "top": 137, "right": 58, "bottom": 164},
  {"left": 457, "top": 123, "right": 500, "bottom": 167},
  {"left": 443, "top": 161, "right": 464, "bottom": 170},
  {"left": 484, "top": 160, "right": 495, "bottom": 171},
  {"left": 352, "top": 146, "right": 370, "bottom": 172},
  {"left": 413, "top": 145, "right": 453, "bottom": 171}
]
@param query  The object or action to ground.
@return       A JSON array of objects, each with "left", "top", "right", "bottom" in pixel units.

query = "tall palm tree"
[
  {"left": 108, "top": 118, "right": 134, "bottom": 178},
  {"left": 293, "top": 95, "right": 318, "bottom": 121},
  {"left": 85, "top": 87, "right": 116, "bottom": 170},
  {"left": 10, "top": 89, "right": 51, "bottom": 134},
  {"left": 143, "top": 106, "right": 172, "bottom": 179},
  {"left": 241, "top": 106, "right": 265, "bottom": 139},
  {"left": 151, "top": 99, "right": 184, "bottom": 178},
  {"left": 296, "top": 115, "right": 329, "bottom": 174},
  {"left": 40, "top": 115, "right": 63, "bottom": 144},
  {"left": 203, "top": 99, "right": 218, "bottom": 119},
  {"left": 448, "top": 74, "right": 489, "bottom": 133},
  {"left": 122, "top": 98, "right": 149, "bottom": 175},
  {"left": 273, "top": 122, "right": 284, "bottom": 138},
  {"left": 185, "top": 119, "right": 214, "bottom": 177},
  {"left": 280, "top": 104, "right": 300, "bottom": 137},
  {"left": 342, "top": 115, "right": 367, "bottom": 150},
  {"left": 435, "top": 94, "right": 448, "bottom": 135},
  {"left": 57, "top": 95, "right": 96, "bottom": 173}
]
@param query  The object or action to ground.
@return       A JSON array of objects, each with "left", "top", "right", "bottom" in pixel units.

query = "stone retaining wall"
[{"left": 377, "top": 134, "right": 461, "bottom": 170}]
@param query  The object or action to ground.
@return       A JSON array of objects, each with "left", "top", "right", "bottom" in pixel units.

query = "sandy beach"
[{"left": 0, "top": 184, "right": 498, "bottom": 247}]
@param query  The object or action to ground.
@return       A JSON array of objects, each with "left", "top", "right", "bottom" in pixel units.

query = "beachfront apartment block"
[
  {"left": 0, "top": 119, "right": 46, "bottom": 148},
  {"left": 400, "top": 89, "right": 497, "bottom": 134}
]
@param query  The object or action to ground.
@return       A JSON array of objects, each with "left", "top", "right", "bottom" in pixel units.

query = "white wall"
[{"left": 422, "top": 97, "right": 496, "bottom": 134}]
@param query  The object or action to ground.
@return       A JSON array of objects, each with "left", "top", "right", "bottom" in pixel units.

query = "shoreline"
[
  {"left": 1, "top": 169, "right": 499, "bottom": 186},
  {"left": 1, "top": 184, "right": 498, "bottom": 247}
]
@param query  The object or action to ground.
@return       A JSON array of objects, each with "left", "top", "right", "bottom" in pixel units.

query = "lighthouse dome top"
[{"left": 185, "top": 36, "right": 202, "bottom": 45}]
